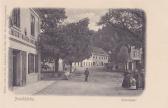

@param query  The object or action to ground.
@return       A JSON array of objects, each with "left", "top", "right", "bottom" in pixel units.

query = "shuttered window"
[
  {"left": 28, "top": 53, "right": 34, "bottom": 73},
  {"left": 12, "top": 8, "right": 20, "bottom": 28},
  {"left": 31, "top": 15, "right": 35, "bottom": 36}
]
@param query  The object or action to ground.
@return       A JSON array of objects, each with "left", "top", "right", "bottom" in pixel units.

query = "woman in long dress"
[{"left": 122, "top": 72, "right": 131, "bottom": 88}]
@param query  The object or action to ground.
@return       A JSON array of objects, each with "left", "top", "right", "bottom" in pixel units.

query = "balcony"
[{"left": 9, "top": 26, "right": 36, "bottom": 46}]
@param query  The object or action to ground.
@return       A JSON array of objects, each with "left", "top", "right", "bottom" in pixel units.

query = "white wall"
[
  {"left": 72, "top": 53, "right": 109, "bottom": 70},
  {"left": 20, "top": 9, "right": 40, "bottom": 39}
]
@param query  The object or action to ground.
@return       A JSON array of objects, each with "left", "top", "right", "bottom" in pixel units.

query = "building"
[
  {"left": 126, "top": 46, "right": 143, "bottom": 71},
  {"left": 105, "top": 45, "right": 143, "bottom": 72},
  {"left": 7, "top": 8, "right": 41, "bottom": 89},
  {"left": 72, "top": 47, "right": 109, "bottom": 70}
]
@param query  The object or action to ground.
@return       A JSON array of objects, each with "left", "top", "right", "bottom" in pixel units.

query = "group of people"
[
  {"left": 122, "top": 69, "right": 145, "bottom": 90},
  {"left": 64, "top": 67, "right": 90, "bottom": 82}
]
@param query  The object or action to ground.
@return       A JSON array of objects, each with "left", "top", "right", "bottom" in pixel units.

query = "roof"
[{"left": 91, "top": 47, "right": 109, "bottom": 56}]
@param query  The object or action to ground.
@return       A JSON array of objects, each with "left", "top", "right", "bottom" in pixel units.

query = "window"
[
  {"left": 12, "top": 8, "right": 20, "bottom": 28},
  {"left": 35, "top": 55, "right": 38, "bottom": 72},
  {"left": 31, "top": 15, "right": 35, "bottom": 36},
  {"left": 28, "top": 53, "right": 35, "bottom": 73},
  {"left": 28, "top": 54, "right": 38, "bottom": 73}
]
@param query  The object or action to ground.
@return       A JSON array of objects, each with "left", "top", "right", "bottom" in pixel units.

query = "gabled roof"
[{"left": 92, "top": 47, "right": 109, "bottom": 56}]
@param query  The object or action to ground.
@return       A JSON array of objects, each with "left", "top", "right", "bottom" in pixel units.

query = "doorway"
[
  {"left": 13, "top": 50, "right": 20, "bottom": 86},
  {"left": 12, "top": 50, "right": 27, "bottom": 86}
]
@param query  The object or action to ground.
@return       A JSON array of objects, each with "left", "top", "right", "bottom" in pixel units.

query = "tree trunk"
[
  {"left": 123, "top": 62, "right": 127, "bottom": 72},
  {"left": 54, "top": 57, "right": 59, "bottom": 73},
  {"left": 69, "top": 62, "right": 72, "bottom": 73}
]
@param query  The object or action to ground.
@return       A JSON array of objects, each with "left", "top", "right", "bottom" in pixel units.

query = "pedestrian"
[
  {"left": 84, "top": 68, "right": 90, "bottom": 82},
  {"left": 64, "top": 67, "right": 70, "bottom": 80},
  {"left": 122, "top": 71, "right": 131, "bottom": 88}
]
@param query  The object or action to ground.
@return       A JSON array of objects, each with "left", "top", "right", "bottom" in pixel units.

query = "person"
[
  {"left": 129, "top": 75, "right": 136, "bottom": 90},
  {"left": 140, "top": 69, "right": 145, "bottom": 89},
  {"left": 134, "top": 69, "right": 143, "bottom": 90},
  {"left": 84, "top": 68, "right": 90, "bottom": 82},
  {"left": 122, "top": 71, "right": 131, "bottom": 88},
  {"left": 64, "top": 68, "right": 70, "bottom": 80}
]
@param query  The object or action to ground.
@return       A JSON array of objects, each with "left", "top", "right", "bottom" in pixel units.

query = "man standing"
[{"left": 84, "top": 68, "right": 90, "bottom": 82}]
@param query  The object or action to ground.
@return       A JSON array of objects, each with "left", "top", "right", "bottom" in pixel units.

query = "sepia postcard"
[{"left": 0, "top": 0, "right": 168, "bottom": 108}]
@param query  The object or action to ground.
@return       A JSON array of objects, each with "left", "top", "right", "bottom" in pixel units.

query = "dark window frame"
[
  {"left": 35, "top": 55, "right": 38, "bottom": 73},
  {"left": 12, "top": 8, "right": 20, "bottom": 28},
  {"left": 28, "top": 53, "right": 35, "bottom": 74},
  {"left": 31, "top": 14, "right": 35, "bottom": 36}
]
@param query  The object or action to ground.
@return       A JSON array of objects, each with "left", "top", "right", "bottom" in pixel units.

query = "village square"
[{"left": 7, "top": 8, "right": 145, "bottom": 95}]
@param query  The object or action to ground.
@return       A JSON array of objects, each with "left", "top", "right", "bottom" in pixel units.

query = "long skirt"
[{"left": 122, "top": 77, "right": 130, "bottom": 88}]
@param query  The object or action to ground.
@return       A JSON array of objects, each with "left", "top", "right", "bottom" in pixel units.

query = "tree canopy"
[
  {"left": 98, "top": 9, "right": 145, "bottom": 47},
  {"left": 37, "top": 9, "right": 92, "bottom": 72},
  {"left": 93, "top": 9, "right": 146, "bottom": 64},
  {"left": 37, "top": 8, "right": 67, "bottom": 63},
  {"left": 59, "top": 18, "right": 92, "bottom": 64}
]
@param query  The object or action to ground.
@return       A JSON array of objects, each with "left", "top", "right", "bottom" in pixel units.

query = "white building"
[
  {"left": 7, "top": 8, "right": 41, "bottom": 89},
  {"left": 72, "top": 47, "right": 109, "bottom": 70}
]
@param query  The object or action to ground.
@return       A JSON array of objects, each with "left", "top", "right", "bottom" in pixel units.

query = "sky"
[{"left": 64, "top": 9, "right": 108, "bottom": 31}]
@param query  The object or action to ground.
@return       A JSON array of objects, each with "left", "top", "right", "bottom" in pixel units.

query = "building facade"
[
  {"left": 72, "top": 47, "right": 109, "bottom": 70},
  {"left": 127, "top": 46, "right": 143, "bottom": 71},
  {"left": 7, "top": 8, "right": 41, "bottom": 89},
  {"left": 105, "top": 45, "right": 143, "bottom": 72}
]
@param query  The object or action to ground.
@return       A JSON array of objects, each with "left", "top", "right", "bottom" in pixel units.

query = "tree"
[
  {"left": 98, "top": 9, "right": 146, "bottom": 46},
  {"left": 117, "top": 45, "right": 129, "bottom": 71},
  {"left": 60, "top": 18, "right": 92, "bottom": 72},
  {"left": 37, "top": 8, "right": 67, "bottom": 72},
  {"left": 38, "top": 9, "right": 92, "bottom": 73},
  {"left": 96, "top": 9, "right": 146, "bottom": 67}
]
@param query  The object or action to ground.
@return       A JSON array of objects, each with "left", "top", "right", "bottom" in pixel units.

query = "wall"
[{"left": 20, "top": 9, "right": 40, "bottom": 40}]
